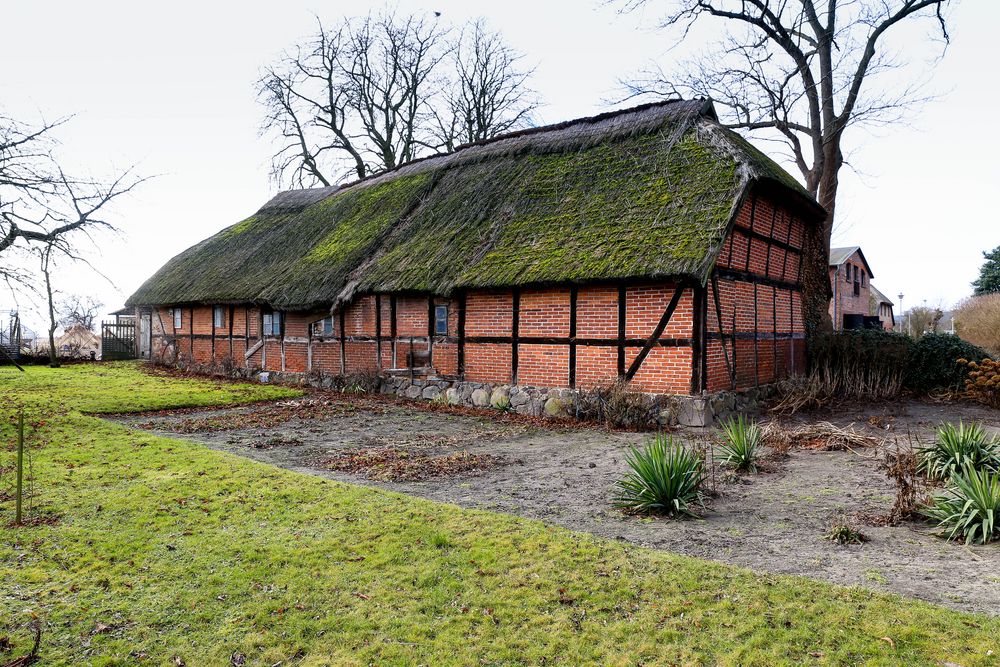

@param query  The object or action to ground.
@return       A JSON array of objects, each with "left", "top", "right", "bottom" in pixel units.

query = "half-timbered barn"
[{"left": 127, "top": 99, "right": 824, "bottom": 421}]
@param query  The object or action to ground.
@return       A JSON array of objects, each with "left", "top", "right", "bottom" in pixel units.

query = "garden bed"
[{"left": 115, "top": 391, "right": 1000, "bottom": 615}]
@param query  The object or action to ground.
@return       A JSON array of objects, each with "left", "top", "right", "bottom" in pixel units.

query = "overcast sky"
[{"left": 3, "top": 1, "right": 997, "bottom": 334}]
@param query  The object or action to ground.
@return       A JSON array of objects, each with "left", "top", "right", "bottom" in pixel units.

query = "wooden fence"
[{"left": 101, "top": 320, "right": 136, "bottom": 360}]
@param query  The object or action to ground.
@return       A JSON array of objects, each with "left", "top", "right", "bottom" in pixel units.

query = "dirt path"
[{"left": 109, "top": 396, "right": 1000, "bottom": 616}]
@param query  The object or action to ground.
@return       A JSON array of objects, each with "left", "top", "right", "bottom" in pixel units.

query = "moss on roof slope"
[{"left": 127, "top": 99, "right": 823, "bottom": 310}]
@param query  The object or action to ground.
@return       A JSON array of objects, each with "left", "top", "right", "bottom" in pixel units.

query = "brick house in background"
[
  {"left": 869, "top": 286, "right": 895, "bottom": 330},
  {"left": 828, "top": 246, "right": 893, "bottom": 330},
  {"left": 127, "top": 100, "right": 825, "bottom": 423}
]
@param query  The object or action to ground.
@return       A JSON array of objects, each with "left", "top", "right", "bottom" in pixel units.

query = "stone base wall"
[{"left": 258, "top": 369, "right": 776, "bottom": 427}]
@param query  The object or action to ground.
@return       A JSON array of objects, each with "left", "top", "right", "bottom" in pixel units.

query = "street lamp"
[{"left": 897, "top": 292, "right": 904, "bottom": 334}]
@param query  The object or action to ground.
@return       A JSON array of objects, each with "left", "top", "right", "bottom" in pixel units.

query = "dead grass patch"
[
  {"left": 316, "top": 448, "right": 511, "bottom": 482},
  {"left": 134, "top": 398, "right": 358, "bottom": 433}
]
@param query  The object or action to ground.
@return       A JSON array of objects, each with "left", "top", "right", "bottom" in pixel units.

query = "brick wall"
[{"left": 708, "top": 190, "right": 808, "bottom": 392}]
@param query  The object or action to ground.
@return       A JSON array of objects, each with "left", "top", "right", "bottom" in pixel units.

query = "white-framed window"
[
  {"left": 172, "top": 308, "right": 182, "bottom": 329},
  {"left": 263, "top": 311, "right": 283, "bottom": 337},
  {"left": 434, "top": 304, "right": 448, "bottom": 336},
  {"left": 213, "top": 306, "right": 225, "bottom": 329},
  {"left": 312, "top": 317, "right": 334, "bottom": 336}
]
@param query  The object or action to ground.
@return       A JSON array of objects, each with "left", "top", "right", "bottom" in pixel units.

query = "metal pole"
[{"left": 15, "top": 408, "right": 24, "bottom": 525}]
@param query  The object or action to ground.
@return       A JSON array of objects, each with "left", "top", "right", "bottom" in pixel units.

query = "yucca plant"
[
  {"left": 922, "top": 464, "right": 1000, "bottom": 545},
  {"left": 718, "top": 414, "right": 762, "bottom": 472},
  {"left": 614, "top": 434, "right": 705, "bottom": 517},
  {"left": 917, "top": 421, "right": 1000, "bottom": 481}
]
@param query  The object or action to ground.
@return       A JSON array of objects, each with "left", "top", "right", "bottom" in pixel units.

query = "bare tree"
[
  {"left": 906, "top": 304, "right": 944, "bottom": 339},
  {"left": 618, "top": 0, "right": 952, "bottom": 336},
  {"left": 59, "top": 294, "right": 103, "bottom": 332},
  {"left": 38, "top": 241, "right": 60, "bottom": 367},
  {"left": 258, "top": 12, "right": 539, "bottom": 187},
  {"left": 431, "top": 19, "right": 538, "bottom": 152},
  {"left": 258, "top": 12, "right": 446, "bottom": 186},
  {"left": 0, "top": 113, "right": 144, "bottom": 291}
]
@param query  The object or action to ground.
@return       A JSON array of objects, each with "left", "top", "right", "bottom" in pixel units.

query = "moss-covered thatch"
[{"left": 127, "top": 99, "right": 823, "bottom": 310}]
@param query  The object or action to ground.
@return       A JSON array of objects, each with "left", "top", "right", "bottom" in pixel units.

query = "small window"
[
  {"left": 263, "top": 311, "right": 283, "bottom": 337},
  {"left": 313, "top": 317, "right": 334, "bottom": 336},
  {"left": 213, "top": 306, "right": 225, "bottom": 329},
  {"left": 845, "top": 265, "right": 851, "bottom": 283},
  {"left": 860, "top": 270, "right": 866, "bottom": 287},
  {"left": 173, "top": 308, "right": 182, "bottom": 329},
  {"left": 434, "top": 305, "right": 448, "bottom": 336}
]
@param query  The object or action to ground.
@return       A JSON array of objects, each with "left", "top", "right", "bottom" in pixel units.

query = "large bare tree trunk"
[{"left": 804, "top": 138, "right": 844, "bottom": 335}]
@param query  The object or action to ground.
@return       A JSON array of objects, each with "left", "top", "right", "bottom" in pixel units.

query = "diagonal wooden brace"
[{"left": 624, "top": 282, "right": 687, "bottom": 381}]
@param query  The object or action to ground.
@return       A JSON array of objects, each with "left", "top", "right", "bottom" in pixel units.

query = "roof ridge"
[{"left": 257, "top": 98, "right": 714, "bottom": 214}]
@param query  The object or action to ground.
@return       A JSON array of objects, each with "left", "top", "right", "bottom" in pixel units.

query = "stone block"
[
  {"left": 471, "top": 387, "right": 491, "bottom": 407},
  {"left": 490, "top": 386, "right": 511, "bottom": 409}
]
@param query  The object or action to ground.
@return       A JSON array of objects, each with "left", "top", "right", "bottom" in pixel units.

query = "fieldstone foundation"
[{"left": 260, "top": 369, "right": 776, "bottom": 427}]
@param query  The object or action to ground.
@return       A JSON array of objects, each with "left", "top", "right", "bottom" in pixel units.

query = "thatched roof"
[{"left": 127, "top": 99, "right": 824, "bottom": 310}]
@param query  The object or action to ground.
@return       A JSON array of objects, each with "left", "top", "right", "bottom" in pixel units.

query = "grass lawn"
[{"left": 1, "top": 363, "right": 998, "bottom": 665}]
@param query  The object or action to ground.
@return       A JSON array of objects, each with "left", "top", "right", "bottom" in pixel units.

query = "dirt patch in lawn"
[
  {"left": 109, "top": 394, "right": 1000, "bottom": 616},
  {"left": 317, "top": 448, "right": 511, "bottom": 482}
]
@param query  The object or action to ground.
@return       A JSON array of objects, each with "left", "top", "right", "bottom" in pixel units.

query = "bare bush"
[
  {"left": 576, "top": 378, "right": 654, "bottom": 429},
  {"left": 954, "top": 294, "right": 1000, "bottom": 356},
  {"left": 880, "top": 440, "right": 927, "bottom": 525}
]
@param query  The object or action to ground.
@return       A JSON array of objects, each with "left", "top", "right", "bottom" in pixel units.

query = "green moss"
[
  {"left": 220, "top": 215, "right": 262, "bottom": 240},
  {"left": 358, "top": 129, "right": 740, "bottom": 292},
  {"left": 304, "top": 174, "right": 432, "bottom": 264}
]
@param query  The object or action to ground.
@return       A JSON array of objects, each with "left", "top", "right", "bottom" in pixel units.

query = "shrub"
[
  {"left": 922, "top": 464, "right": 1000, "bottom": 544},
  {"left": 903, "top": 334, "right": 989, "bottom": 394},
  {"left": 960, "top": 357, "right": 1000, "bottom": 409},
  {"left": 882, "top": 446, "right": 924, "bottom": 524},
  {"left": 614, "top": 434, "right": 705, "bottom": 516},
  {"left": 954, "top": 293, "right": 1000, "bottom": 356},
  {"left": 807, "top": 329, "right": 912, "bottom": 400},
  {"left": 917, "top": 421, "right": 1000, "bottom": 482},
  {"left": 718, "top": 415, "right": 761, "bottom": 472},
  {"left": 824, "top": 517, "right": 868, "bottom": 545},
  {"left": 577, "top": 378, "right": 653, "bottom": 428}
]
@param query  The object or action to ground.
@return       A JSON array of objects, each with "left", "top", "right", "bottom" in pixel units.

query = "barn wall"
[
  {"left": 707, "top": 191, "right": 808, "bottom": 392},
  {"left": 149, "top": 281, "right": 696, "bottom": 394},
  {"left": 145, "top": 191, "right": 810, "bottom": 397}
]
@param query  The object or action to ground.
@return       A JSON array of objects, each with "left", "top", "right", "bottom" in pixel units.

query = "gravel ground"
[{"left": 110, "top": 395, "right": 1000, "bottom": 615}]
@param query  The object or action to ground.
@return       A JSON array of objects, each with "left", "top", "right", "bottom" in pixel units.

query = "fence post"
[{"left": 15, "top": 408, "right": 24, "bottom": 525}]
